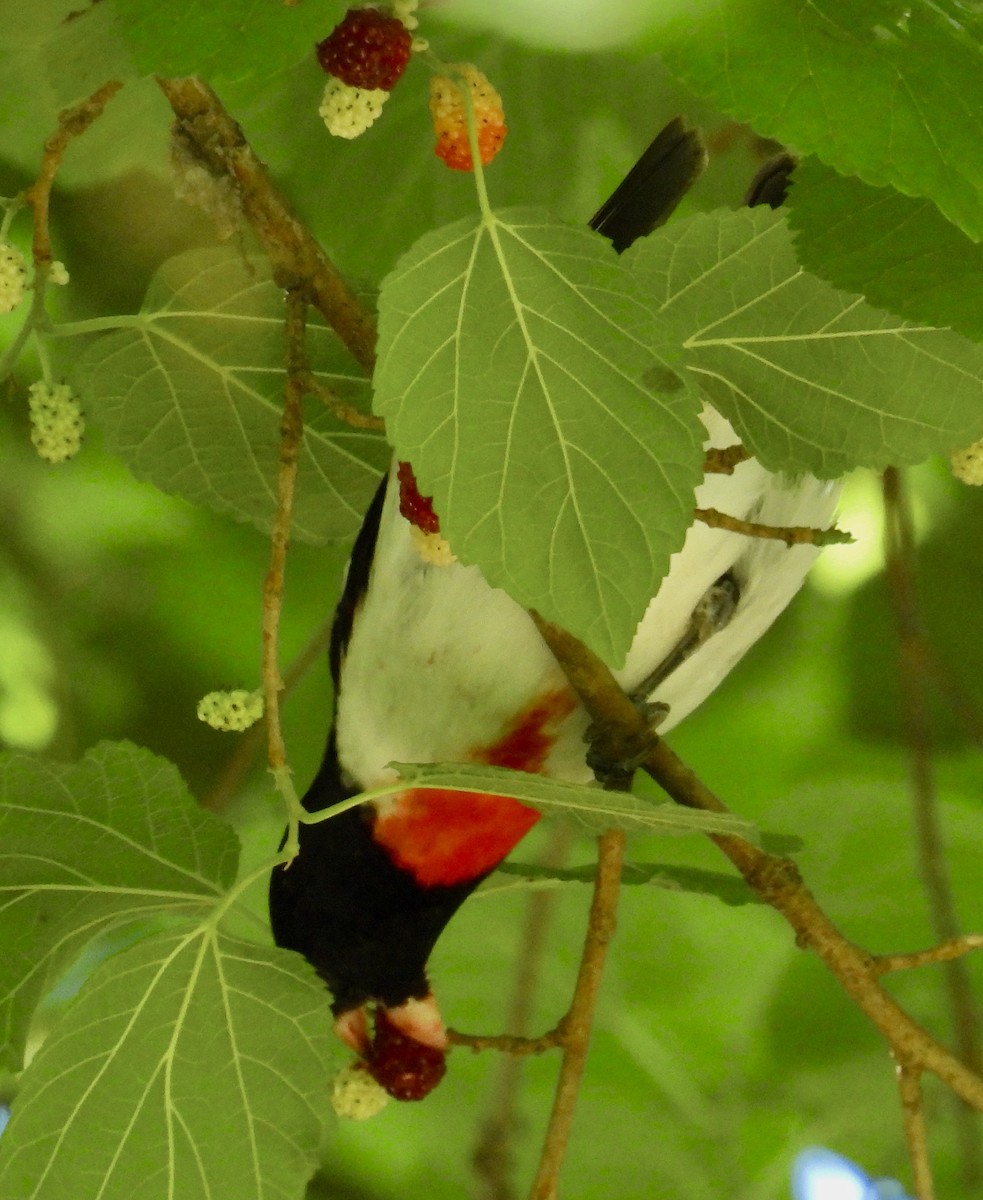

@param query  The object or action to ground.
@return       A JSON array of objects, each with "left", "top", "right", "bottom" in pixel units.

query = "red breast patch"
[{"left": 372, "top": 688, "right": 577, "bottom": 887}]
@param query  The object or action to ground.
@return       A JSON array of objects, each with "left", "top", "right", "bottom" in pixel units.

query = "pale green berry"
[
  {"left": 196, "top": 688, "right": 264, "bottom": 732},
  {"left": 331, "top": 1062, "right": 390, "bottom": 1120},
  {"left": 0, "top": 242, "right": 27, "bottom": 314},
  {"left": 28, "top": 381, "right": 84, "bottom": 464},
  {"left": 319, "top": 78, "right": 389, "bottom": 139},
  {"left": 951, "top": 438, "right": 983, "bottom": 486}
]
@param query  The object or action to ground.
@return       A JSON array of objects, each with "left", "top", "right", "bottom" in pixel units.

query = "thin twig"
[
  {"left": 897, "top": 1065, "right": 935, "bottom": 1200},
  {"left": 23, "top": 80, "right": 124, "bottom": 267},
  {"left": 157, "top": 76, "right": 379, "bottom": 378},
  {"left": 449, "top": 1028, "right": 563, "bottom": 1056},
  {"left": 303, "top": 373, "right": 385, "bottom": 431},
  {"left": 875, "top": 936, "right": 983, "bottom": 976},
  {"left": 0, "top": 80, "right": 123, "bottom": 383},
  {"left": 883, "top": 466, "right": 983, "bottom": 1185},
  {"left": 470, "top": 825, "right": 576, "bottom": 1200},
  {"left": 261, "top": 291, "right": 309, "bottom": 853},
  {"left": 703, "top": 444, "right": 751, "bottom": 475},
  {"left": 643, "top": 736, "right": 983, "bottom": 1112},
  {"left": 694, "top": 506, "right": 852, "bottom": 546},
  {"left": 527, "top": 829, "right": 626, "bottom": 1200}
]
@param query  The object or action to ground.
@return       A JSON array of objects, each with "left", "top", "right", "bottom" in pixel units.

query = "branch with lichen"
[{"left": 158, "top": 75, "right": 378, "bottom": 378}]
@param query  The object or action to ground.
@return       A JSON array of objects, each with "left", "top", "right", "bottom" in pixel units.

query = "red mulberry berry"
[
  {"left": 316, "top": 7, "right": 413, "bottom": 92},
  {"left": 397, "top": 461, "right": 441, "bottom": 535},
  {"left": 367, "top": 1009, "right": 447, "bottom": 1101}
]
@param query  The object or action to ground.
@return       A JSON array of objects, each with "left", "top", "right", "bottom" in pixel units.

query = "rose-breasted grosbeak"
[{"left": 269, "top": 122, "right": 840, "bottom": 1100}]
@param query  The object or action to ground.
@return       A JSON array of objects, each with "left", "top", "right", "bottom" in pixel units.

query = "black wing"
[{"left": 589, "top": 117, "right": 707, "bottom": 252}]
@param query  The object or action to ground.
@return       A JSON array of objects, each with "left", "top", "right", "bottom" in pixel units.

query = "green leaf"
[
  {"left": 42, "top": 1, "right": 136, "bottom": 107},
  {"left": 374, "top": 207, "right": 706, "bottom": 665},
  {"left": 493, "top": 858, "right": 759, "bottom": 906},
  {"left": 0, "top": 929, "right": 334, "bottom": 1200},
  {"left": 630, "top": 207, "right": 983, "bottom": 477},
  {"left": 391, "top": 761, "right": 757, "bottom": 841},
  {"left": 787, "top": 158, "right": 983, "bottom": 344},
  {"left": 0, "top": 1, "right": 130, "bottom": 178},
  {"left": 648, "top": 0, "right": 983, "bottom": 240},
  {"left": 72, "top": 247, "right": 388, "bottom": 544},
  {"left": 110, "top": 0, "right": 343, "bottom": 85},
  {"left": 0, "top": 742, "right": 238, "bottom": 1069}
]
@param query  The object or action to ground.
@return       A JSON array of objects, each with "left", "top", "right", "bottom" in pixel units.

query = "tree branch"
[
  {"left": 882, "top": 465, "right": 983, "bottom": 1184},
  {"left": 303, "top": 372, "right": 385, "bottom": 431},
  {"left": 157, "top": 75, "right": 378, "bottom": 377},
  {"left": 23, "top": 79, "right": 124, "bottom": 268},
  {"left": 201, "top": 612, "right": 335, "bottom": 813},
  {"left": 703, "top": 444, "right": 751, "bottom": 475},
  {"left": 527, "top": 829, "right": 626, "bottom": 1200},
  {"left": 875, "top": 936, "right": 983, "bottom": 976},
  {"left": 448, "top": 822, "right": 625, "bottom": 1199},
  {"left": 898, "top": 1065, "right": 935, "bottom": 1200},
  {"left": 470, "top": 825, "right": 575, "bottom": 1200},
  {"left": 528, "top": 612, "right": 983, "bottom": 1117},
  {"left": 0, "top": 80, "right": 123, "bottom": 384}
]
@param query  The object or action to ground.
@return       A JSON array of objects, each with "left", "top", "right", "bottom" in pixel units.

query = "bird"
[{"left": 268, "top": 121, "right": 840, "bottom": 1100}]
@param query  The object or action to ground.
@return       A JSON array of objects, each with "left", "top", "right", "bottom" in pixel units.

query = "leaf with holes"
[
  {"left": 374, "top": 207, "right": 706, "bottom": 666},
  {"left": 72, "top": 247, "right": 388, "bottom": 544},
  {"left": 628, "top": 208, "right": 983, "bottom": 478}
]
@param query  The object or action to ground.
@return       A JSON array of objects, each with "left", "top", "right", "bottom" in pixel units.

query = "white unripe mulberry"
[
  {"left": 319, "top": 78, "right": 389, "bottom": 139},
  {"left": 28, "top": 382, "right": 85, "bottom": 464},
  {"left": 48, "top": 260, "right": 70, "bottom": 286},
  {"left": 331, "top": 1062, "right": 390, "bottom": 1120},
  {"left": 951, "top": 438, "right": 983, "bottom": 486},
  {"left": 196, "top": 689, "right": 264, "bottom": 732},
  {"left": 0, "top": 242, "right": 27, "bottom": 313}
]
